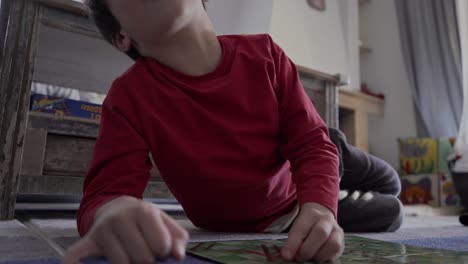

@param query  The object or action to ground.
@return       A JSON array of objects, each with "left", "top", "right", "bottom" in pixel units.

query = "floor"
[{"left": 0, "top": 204, "right": 466, "bottom": 262}]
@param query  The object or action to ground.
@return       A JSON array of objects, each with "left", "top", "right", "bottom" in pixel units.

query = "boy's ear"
[{"left": 112, "top": 31, "right": 132, "bottom": 53}]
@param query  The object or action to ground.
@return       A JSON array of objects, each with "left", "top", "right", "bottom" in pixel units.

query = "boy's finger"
[
  {"left": 112, "top": 218, "right": 155, "bottom": 264},
  {"left": 281, "top": 214, "right": 312, "bottom": 261},
  {"left": 296, "top": 219, "right": 333, "bottom": 262},
  {"left": 62, "top": 236, "right": 100, "bottom": 264},
  {"left": 161, "top": 212, "right": 190, "bottom": 260},
  {"left": 314, "top": 228, "right": 344, "bottom": 262},
  {"left": 100, "top": 233, "right": 131, "bottom": 264},
  {"left": 138, "top": 206, "right": 173, "bottom": 258}
]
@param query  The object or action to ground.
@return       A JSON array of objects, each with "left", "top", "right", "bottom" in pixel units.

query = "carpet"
[
  {"left": 393, "top": 236, "right": 468, "bottom": 252},
  {"left": 0, "top": 256, "right": 211, "bottom": 264},
  {"left": 355, "top": 215, "right": 468, "bottom": 252}
]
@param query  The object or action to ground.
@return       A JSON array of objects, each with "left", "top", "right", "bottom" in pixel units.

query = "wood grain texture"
[
  {"left": 27, "top": 113, "right": 162, "bottom": 179},
  {"left": 325, "top": 82, "right": 339, "bottom": 129},
  {"left": 337, "top": 90, "right": 385, "bottom": 152},
  {"left": 43, "top": 134, "right": 95, "bottom": 177},
  {"left": 18, "top": 175, "right": 174, "bottom": 199},
  {"left": 0, "top": 0, "right": 12, "bottom": 57},
  {"left": 34, "top": 5, "right": 132, "bottom": 94},
  {"left": 28, "top": 112, "right": 99, "bottom": 138},
  {"left": 36, "top": 0, "right": 89, "bottom": 16},
  {"left": 41, "top": 7, "right": 101, "bottom": 39},
  {"left": 21, "top": 129, "right": 48, "bottom": 176},
  {"left": 339, "top": 89, "right": 384, "bottom": 115},
  {"left": 0, "top": 0, "right": 41, "bottom": 220},
  {"left": 297, "top": 65, "right": 340, "bottom": 84},
  {"left": 299, "top": 72, "right": 339, "bottom": 129}
]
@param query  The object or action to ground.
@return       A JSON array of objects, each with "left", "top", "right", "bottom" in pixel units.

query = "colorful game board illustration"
[{"left": 188, "top": 236, "right": 468, "bottom": 264}]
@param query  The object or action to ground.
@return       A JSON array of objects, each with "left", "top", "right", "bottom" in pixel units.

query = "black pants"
[{"left": 329, "top": 128, "right": 403, "bottom": 232}]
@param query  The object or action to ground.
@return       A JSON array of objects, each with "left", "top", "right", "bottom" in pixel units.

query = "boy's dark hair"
[{"left": 86, "top": 0, "right": 208, "bottom": 61}]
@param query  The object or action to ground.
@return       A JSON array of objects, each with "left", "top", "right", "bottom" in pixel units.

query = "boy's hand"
[
  {"left": 62, "top": 196, "right": 189, "bottom": 264},
  {"left": 281, "top": 202, "right": 344, "bottom": 262}
]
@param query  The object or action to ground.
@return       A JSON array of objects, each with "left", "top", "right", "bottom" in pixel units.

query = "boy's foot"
[{"left": 337, "top": 191, "right": 403, "bottom": 232}]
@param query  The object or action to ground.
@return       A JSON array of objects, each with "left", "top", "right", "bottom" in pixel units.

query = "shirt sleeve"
[
  {"left": 268, "top": 35, "right": 340, "bottom": 217},
  {"left": 77, "top": 85, "right": 152, "bottom": 236}
]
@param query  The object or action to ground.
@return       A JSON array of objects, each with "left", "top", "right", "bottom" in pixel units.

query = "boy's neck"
[{"left": 139, "top": 16, "right": 222, "bottom": 77}]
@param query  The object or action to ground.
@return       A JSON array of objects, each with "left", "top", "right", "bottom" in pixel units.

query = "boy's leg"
[{"left": 328, "top": 128, "right": 403, "bottom": 233}]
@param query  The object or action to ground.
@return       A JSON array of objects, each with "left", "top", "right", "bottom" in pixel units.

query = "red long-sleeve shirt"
[{"left": 77, "top": 34, "right": 339, "bottom": 236}]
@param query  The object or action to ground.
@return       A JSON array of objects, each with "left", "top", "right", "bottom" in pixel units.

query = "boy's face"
[{"left": 107, "top": 0, "right": 202, "bottom": 51}]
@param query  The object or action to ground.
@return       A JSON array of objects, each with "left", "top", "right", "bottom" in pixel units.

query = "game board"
[
  {"left": 187, "top": 236, "right": 468, "bottom": 263},
  {"left": 3, "top": 236, "right": 468, "bottom": 264}
]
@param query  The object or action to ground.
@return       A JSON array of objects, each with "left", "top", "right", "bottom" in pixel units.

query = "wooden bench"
[{"left": 0, "top": 0, "right": 342, "bottom": 220}]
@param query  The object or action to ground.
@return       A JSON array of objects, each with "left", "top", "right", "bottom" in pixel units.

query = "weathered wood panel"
[
  {"left": 300, "top": 75, "right": 327, "bottom": 125},
  {"left": 21, "top": 129, "right": 48, "bottom": 176},
  {"left": 0, "top": 0, "right": 12, "bottom": 54},
  {"left": 40, "top": 2, "right": 97, "bottom": 37},
  {"left": 40, "top": 133, "right": 161, "bottom": 179},
  {"left": 0, "top": 0, "right": 41, "bottom": 220},
  {"left": 26, "top": 113, "right": 162, "bottom": 180},
  {"left": 43, "top": 134, "right": 95, "bottom": 177},
  {"left": 299, "top": 67, "right": 340, "bottom": 129},
  {"left": 28, "top": 112, "right": 99, "bottom": 138},
  {"left": 18, "top": 175, "right": 174, "bottom": 199},
  {"left": 304, "top": 88, "right": 326, "bottom": 122},
  {"left": 37, "top": 0, "right": 89, "bottom": 17},
  {"left": 34, "top": 22, "right": 132, "bottom": 94}
]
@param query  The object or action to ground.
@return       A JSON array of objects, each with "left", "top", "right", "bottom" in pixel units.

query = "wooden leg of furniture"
[
  {"left": 0, "top": 0, "right": 40, "bottom": 220},
  {"left": 339, "top": 108, "right": 370, "bottom": 152},
  {"left": 339, "top": 109, "right": 357, "bottom": 146},
  {"left": 354, "top": 110, "right": 369, "bottom": 152}
]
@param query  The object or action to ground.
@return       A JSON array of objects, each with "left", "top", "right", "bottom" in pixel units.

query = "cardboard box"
[
  {"left": 399, "top": 138, "right": 438, "bottom": 175},
  {"left": 30, "top": 94, "right": 102, "bottom": 121},
  {"left": 400, "top": 174, "right": 440, "bottom": 207}
]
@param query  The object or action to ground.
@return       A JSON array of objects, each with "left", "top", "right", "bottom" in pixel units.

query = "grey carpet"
[
  {"left": 0, "top": 221, "right": 58, "bottom": 261},
  {"left": 2, "top": 212, "right": 466, "bottom": 263}
]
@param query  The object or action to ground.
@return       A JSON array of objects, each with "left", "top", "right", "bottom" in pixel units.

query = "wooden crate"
[{"left": 19, "top": 112, "right": 173, "bottom": 199}]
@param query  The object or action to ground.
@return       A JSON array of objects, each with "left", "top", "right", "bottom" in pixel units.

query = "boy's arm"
[
  {"left": 77, "top": 87, "right": 152, "bottom": 236},
  {"left": 269, "top": 36, "right": 340, "bottom": 217},
  {"left": 268, "top": 36, "right": 343, "bottom": 262}
]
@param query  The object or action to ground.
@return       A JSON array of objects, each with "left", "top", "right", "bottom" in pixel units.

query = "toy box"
[
  {"left": 398, "top": 138, "right": 438, "bottom": 175},
  {"left": 30, "top": 94, "right": 102, "bottom": 121},
  {"left": 400, "top": 174, "right": 440, "bottom": 207}
]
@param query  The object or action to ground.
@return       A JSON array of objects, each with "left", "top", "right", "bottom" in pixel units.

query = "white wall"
[
  {"left": 207, "top": 0, "right": 273, "bottom": 35},
  {"left": 456, "top": 0, "right": 468, "bottom": 153},
  {"left": 360, "top": 0, "right": 417, "bottom": 168},
  {"left": 269, "top": 0, "right": 360, "bottom": 90},
  {"left": 345, "top": 0, "right": 360, "bottom": 90}
]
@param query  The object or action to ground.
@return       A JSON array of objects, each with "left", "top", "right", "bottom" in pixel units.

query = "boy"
[{"left": 64, "top": 0, "right": 402, "bottom": 263}]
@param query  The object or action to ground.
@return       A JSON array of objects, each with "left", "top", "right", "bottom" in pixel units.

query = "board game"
[
  {"left": 29, "top": 94, "right": 102, "bottom": 121},
  {"left": 187, "top": 236, "right": 468, "bottom": 264},
  {"left": 2, "top": 236, "right": 468, "bottom": 264}
]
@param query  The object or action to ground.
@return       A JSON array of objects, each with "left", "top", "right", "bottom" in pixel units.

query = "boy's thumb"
[{"left": 62, "top": 236, "right": 101, "bottom": 264}]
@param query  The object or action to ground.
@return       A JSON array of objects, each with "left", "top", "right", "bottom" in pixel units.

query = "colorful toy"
[
  {"left": 399, "top": 138, "right": 438, "bottom": 175},
  {"left": 400, "top": 174, "right": 440, "bottom": 207}
]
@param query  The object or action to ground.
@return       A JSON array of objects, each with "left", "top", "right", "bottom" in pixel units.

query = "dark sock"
[
  {"left": 460, "top": 211, "right": 468, "bottom": 226},
  {"left": 338, "top": 191, "right": 403, "bottom": 232}
]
